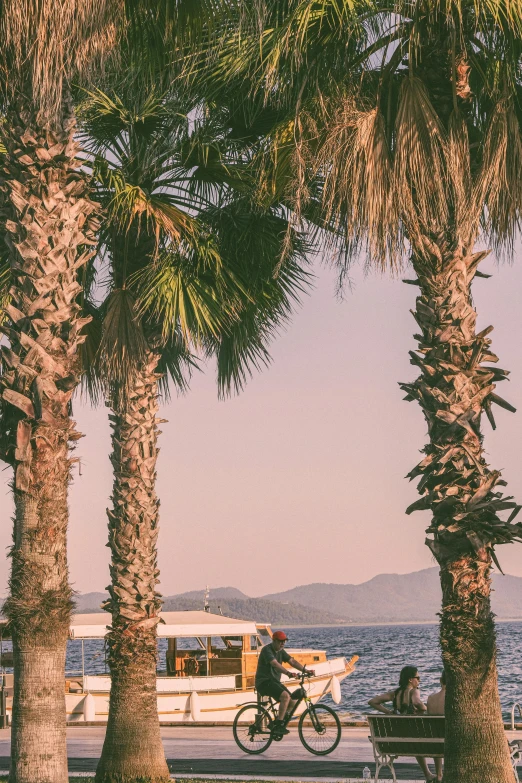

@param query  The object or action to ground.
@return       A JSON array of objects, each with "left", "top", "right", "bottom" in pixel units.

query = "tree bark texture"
[
  {"left": 401, "top": 232, "right": 519, "bottom": 783},
  {"left": 0, "top": 106, "right": 98, "bottom": 783},
  {"left": 96, "top": 351, "right": 169, "bottom": 783}
]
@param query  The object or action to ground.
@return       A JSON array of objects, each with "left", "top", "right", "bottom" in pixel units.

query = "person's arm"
[
  {"left": 288, "top": 656, "right": 315, "bottom": 677},
  {"left": 368, "top": 691, "right": 395, "bottom": 715},
  {"left": 411, "top": 688, "right": 427, "bottom": 712},
  {"left": 270, "top": 659, "right": 297, "bottom": 677}
]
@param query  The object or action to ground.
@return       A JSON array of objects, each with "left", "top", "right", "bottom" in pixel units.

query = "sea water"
[
  {"left": 5, "top": 621, "right": 519, "bottom": 721},
  {"left": 288, "top": 622, "right": 522, "bottom": 721}
]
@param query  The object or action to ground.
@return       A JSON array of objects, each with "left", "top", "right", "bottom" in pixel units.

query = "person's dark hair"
[
  {"left": 440, "top": 670, "right": 446, "bottom": 686},
  {"left": 393, "top": 666, "right": 419, "bottom": 711}
]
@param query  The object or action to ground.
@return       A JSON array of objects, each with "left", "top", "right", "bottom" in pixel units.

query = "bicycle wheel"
[
  {"left": 233, "top": 703, "right": 274, "bottom": 754},
  {"left": 298, "top": 703, "right": 341, "bottom": 755}
]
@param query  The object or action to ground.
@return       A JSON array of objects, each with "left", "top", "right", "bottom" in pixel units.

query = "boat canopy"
[{"left": 69, "top": 611, "right": 259, "bottom": 639}]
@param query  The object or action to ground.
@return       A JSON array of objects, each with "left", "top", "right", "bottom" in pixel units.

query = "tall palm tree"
[
  {"left": 78, "top": 88, "right": 311, "bottom": 783},
  {"left": 0, "top": 5, "right": 124, "bottom": 782},
  {"left": 0, "top": 4, "right": 235, "bottom": 780},
  {"left": 223, "top": 2, "right": 522, "bottom": 781}
]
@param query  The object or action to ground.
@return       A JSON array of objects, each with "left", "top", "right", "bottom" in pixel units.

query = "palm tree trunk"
[
  {"left": 0, "top": 105, "right": 98, "bottom": 783},
  {"left": 401, "top": 232, "right": 516, "bottom": 783},
  {"left": 96, "top": 351, "right": 169, "bottom": 783}
]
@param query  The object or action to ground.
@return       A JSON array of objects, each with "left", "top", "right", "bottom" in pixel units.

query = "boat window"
[
  {"left": 257, "top": 628, "right": 271, "bottom": 644},
  {"left": 250, "top": 636, "right": 259, "bottom": 650},
  {"left": 224, "top": 637, "right": 242, "bottom": 648},
  {"left": 175, "top": 637, "right": 205, "bottom": 650}
]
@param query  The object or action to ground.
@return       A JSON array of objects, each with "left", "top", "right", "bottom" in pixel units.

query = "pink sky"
[{"left": 1, "top": 249, "right": 522, "bottom": 597}]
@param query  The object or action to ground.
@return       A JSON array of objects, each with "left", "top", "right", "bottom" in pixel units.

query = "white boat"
[{"left": 1, "top": 610, "right": 358, "bottom": 724}]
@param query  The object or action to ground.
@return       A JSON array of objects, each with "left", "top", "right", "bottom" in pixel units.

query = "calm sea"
[{"left": 4, "top": 622, "right": 521, "bottom": 721}]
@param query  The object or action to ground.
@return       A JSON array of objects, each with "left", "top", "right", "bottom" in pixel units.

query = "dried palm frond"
[
  {"left": 475, "top": 99, "right": 522, "bottom": 257},
  {"left": 0, "top": 257, "right": 11, "bottom": 325},
  {"left": 447, "top": 110, "right": 473, "bottom": 244},
  {"left": 96, "top": 288, "right": 149, "bottom": 400},
  {"left": 416, "top": 0, "right": 522, "bottom": 33},
  {"left": 0, "top": 0, "right": 123, "bottom": 124},
  {"left": 319, "top": 99, "right": 398, "bottom": 270},
  {"left": 394, "top": 77, "right": 449, "bottom": 247}
]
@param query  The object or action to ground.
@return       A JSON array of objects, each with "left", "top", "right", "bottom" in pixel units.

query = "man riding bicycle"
[{"left": 255, "top": 630, "right": 315, "bottom": 737}]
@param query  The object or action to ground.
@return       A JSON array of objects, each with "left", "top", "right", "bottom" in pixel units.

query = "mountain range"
[{"left": 74, "top": 567, "right": 522, "bottom": 625}]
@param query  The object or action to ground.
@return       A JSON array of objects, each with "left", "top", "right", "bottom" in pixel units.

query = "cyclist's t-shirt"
[{"left": 255, "top": 642, "right": 291, "bottom": 685}]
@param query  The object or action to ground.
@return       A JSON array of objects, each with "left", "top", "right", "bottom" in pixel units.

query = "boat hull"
[{"left": 60, "top": 656, "right": 356, "bottom": 724}]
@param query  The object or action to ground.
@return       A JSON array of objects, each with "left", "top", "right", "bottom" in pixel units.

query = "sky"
[{"left": 1, "top": 247, "right": 522, "bottom": 598}]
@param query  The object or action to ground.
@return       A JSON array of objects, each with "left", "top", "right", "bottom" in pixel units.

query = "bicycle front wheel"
[
  {"left": 233, "top": 703, "right": 274, "bottom": 754},
  {"left": 298, "top": 703, "right": 341, "bottom": 755}
]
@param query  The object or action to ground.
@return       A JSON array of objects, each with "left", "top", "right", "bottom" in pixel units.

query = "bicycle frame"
[{"left": 255, "top": 671, "right": 314, "bottom": 727}]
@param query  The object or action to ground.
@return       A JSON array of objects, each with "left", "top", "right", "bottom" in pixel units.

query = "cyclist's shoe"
[{"left": 271, "top": 719, "right": 290, "bottom": 739}]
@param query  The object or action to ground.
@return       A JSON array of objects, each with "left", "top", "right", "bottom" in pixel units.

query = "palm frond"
[
  {"left": 156, "top": 329, "right": 199, "bottom": 400},
  {"left": 130, "top": 247, "right": 239, "bottom": 346},
  {"left": 200, "top": 200, "right": 313, "bottom": 396},
  {"left": 0, "top": 256, "right": 11, "bottom": 325},
  {"left": 79, "top": 299, "right": 105, "bottom": 405},
  {"left": 319, "top": 97, "right": 399, "bottom": 270},
  {"left": 393, "top": 77, "right": 449, "bottom": 245},
  {"left": 214, "top": 247, "right": 312, "bottom": 397},
  {"left": 475, "top": 98, "right": 522, "bottom": 256},
  {"left": 0, "top": 0, "right": 122, "bottom": 124},
  {"left": 447, "top": 110, "right": 473, "bottom": 244}
]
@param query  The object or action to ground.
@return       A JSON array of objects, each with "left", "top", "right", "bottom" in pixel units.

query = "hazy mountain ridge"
[
  {"left": 72, "top": 568, "right": 522, "bottom": 624},
  {"left": 161, "top": 596, "right": 344, "bottom": 625},
  {"left": 261, "top": 568, "right": 522, "bottom": 623},
  {"left": 72, "top": 591, "right": 344, "bottom": 624}
]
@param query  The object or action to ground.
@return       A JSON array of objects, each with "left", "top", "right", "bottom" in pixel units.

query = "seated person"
[
  {"left": 255, "top": 630, "right": 314, "bottom": 737},
  {"left": 369, "top": 665, "right": 436, "bottom": 782},
  {"left": 427, "top": 670, "right": 446, "bottom": 783}
]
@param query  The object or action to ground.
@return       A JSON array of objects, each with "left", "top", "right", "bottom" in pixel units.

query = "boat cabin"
[{"left": 69, "top": 611, "right": 327, "bottom": 690}]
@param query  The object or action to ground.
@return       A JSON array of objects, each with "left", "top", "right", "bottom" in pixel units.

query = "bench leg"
[{"left": 373, "top": 753, "right": 397, "bottom": 782}]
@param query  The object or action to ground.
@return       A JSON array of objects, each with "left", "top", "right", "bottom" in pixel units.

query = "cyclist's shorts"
[{"left": 256, "top": 680, "right": 292, "bottom": 701}]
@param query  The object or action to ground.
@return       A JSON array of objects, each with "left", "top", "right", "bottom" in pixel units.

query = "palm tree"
[
  {"left": 0, "top": 4, "right": 124, "bottom": 782},
  {"left": 223, "top": 2, "right": 522, "bottom": 781},
  {"left": 0, "top": 5, "right": 236, "bottom": 780},
  {"left": 77, "top": 87, "right": 310, "bottom": 783}
]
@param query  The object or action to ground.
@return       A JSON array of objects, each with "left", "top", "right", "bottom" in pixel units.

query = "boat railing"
[{"left": 511, "top": 702, "right": 522, "bottom": 730}]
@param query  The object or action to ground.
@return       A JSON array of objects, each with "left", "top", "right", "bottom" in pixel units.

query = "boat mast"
[{"left": 204, "top": 585, "right": 210, "bottom": 613}]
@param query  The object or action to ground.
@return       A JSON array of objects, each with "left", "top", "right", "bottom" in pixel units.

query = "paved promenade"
[{"left": 0, "top": 726, "right": 520, "bottom": 780}]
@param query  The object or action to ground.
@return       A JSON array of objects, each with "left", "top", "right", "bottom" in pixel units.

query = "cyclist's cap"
[{"left": 272, "top": 631, "right": 287, "bottom": 641}]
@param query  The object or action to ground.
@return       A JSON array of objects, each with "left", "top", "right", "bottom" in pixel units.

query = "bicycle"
[{"left": 232, "top": 671, "right": 342, "bottom": 756}]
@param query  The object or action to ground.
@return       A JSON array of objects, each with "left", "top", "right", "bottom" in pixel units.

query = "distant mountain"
[
  {"left": 74, "top": 592, "right": 107, "bottom": 612},
  {"left": 73, "top": 590, "right": 344, "bottom": 625},
  {"left": 262, "top": 568, "right": 522, "bottom": 623},
  {"left": 161, "top": 596, "right": 344, "bottom": 625},
  {"left": 72, "top": 569, "right": 522, "bottom": 624}
]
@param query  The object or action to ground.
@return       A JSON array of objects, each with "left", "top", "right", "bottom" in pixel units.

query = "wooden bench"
[
  {"left": 367, "top": 715, "right": 444, "bottom": 781},
  {"left": 367, "top": 714, "right": 521, "bottom": 782}
]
